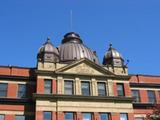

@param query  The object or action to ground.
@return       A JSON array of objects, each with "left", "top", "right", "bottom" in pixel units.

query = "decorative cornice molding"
[
  {"left": 0, "top": 75, "right": 35, "bottom": 81},
  {"left": 35, "top": 70, "right": 130, "bottom": 80},
  {"left": 33, "top": 94, "right": 133, "bottom": 103},
  {"left": 133, "top": 103, "right": 157, "bottom": 108},
  {"left": 0, "top": 98, "right": 34, "bottom": 104},
  {"left": 130, "top": 83, "right": 160, "bottom": 88}
]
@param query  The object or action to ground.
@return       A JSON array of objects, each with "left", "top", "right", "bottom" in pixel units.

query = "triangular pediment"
[{"left": 56, "top": 58, "right": 115, "bottom": 76}]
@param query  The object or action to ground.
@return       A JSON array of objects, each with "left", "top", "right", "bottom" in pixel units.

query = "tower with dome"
[{"left": 0, "top": 32, "right": 158, "bottom": 120}]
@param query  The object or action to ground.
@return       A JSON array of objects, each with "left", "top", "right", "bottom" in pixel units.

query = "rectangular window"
[
  {"left": 117, "top": 83, "right": 125, "bottom": 96},
  {"left": 97, "top": 83, "right": 106, "bottom": 96},
  {"left": 100, "top": 113, "right": 109, "bottom": 120},
  {"left": 17, "top": 84, "right": 26, "bottom": 98},
  {"left": 15, "top": 115, "right": 25, "bottom": 120},
  {"left": 44, "top": 112, "right": 52, "bottom": 120},
  {"left": 64, "top": 81, "right": 73, "bottom": 95},
  {"left": 148, "top": 90, "right": 156, "bottom": 103},
  {"left": 81, "top": 82, "right": 90, "bottom": 96},
  {"left": 65, "top": 112, "right": 74, "bottom": 120},
  {"left": 44, "top": 80, "right": 52, "bottom": 94},
  {"left": 132, "top": 90, "right": 140, "bottom": 102},
  {"left": 120, "top": 113, "right": 128, "bottom": 120},
  {"left": 82, "top": 113, "right": 92, "bottom": 120},
  {"left": 135, "top": 117, "right": 144, "bottom": 120},
  {"left": 0, "top": 83, "right": 7, "bottom": 97},
  {"left": 0, "top": 115, "right": 4, "bottom": 120}
]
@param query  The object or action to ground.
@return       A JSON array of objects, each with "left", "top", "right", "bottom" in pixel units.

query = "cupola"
[
  {"left": 37, "top": 38, "right": 59, "bottom": 63},
  {"left": 103, "top": 44, "right": 124, "bottom": 67}
]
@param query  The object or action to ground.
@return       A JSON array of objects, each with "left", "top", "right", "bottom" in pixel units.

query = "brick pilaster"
[
  {"left": 111, "top": 113, "right": 120, "bottom": 120},
  {"left": 36, "top": 111, "right": 43, "bottom": 120},
  {"left": 52, "top": 112, "right": 56, "bottom": 120},
  {"left": 37, "top": 78, "right": 44, "bottom": 94},
  {"left": 52, "top": 80, "right": 57, "bottom": 94},
  {"left": 7, "top": 83, "right": 17, "bottom": 98},
  {"left": 124, "top": 83, "right": 131, "bottom": 97},
  {"left": 140, "top": 90, "right": 148, "bottom": 103},
  {"left": 5, "top": 114, "right": 14, "bottom": 120},
  {"left": 57, "top": 112, "right": 64, "bottom": 120},
  {"left": 128, "top": 113, "right": 134, "bottom": 120},
  {"left": 113, "top": 82, "right": 117, "bottom": 96}
]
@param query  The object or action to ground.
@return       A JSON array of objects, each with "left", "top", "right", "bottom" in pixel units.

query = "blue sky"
[{"left": 0, "top": 0, "right": 160, "bottom": 75}]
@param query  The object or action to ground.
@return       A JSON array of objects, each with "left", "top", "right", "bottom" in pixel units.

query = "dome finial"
[
  {"left": 109, "top": 43, "right": 112, "bottom": 48},
  {"left": 46, "top": 37, "right": 51, "bottom": 43}
]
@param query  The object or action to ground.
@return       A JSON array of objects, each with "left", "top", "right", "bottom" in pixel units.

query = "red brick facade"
[
  {"left": 0, "top": 66, "right": 159, "bottom": 120},
  {"left": 7, "top": 83, "right": 17, "bottom": 98}
]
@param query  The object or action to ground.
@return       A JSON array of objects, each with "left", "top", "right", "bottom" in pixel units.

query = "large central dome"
[{"left": 59, "top": 32, "right": 99, "bottom": 64}]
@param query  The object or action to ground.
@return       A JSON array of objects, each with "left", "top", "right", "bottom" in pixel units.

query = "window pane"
[
  {"left": 0, "top": 115, "right": 4, "bottom": 120},
  {"left": 65, "top": 112, "right": 74, "bottom": 120},
  {"left": 117, "top": 84, "right": 124, "bottom": 96},
  {"left": 0, "top": 83, "right": 7, "bottom": 97},
  {"left": 100, "top": 113, "right": 109, "bottom": 120},
  {"left": 44, "top": 80, "right": 52, "bottom": 94},
  {"left": 135, "top": 117, "right": 143, "bottom": 120},
  {"left": 98, "top": 83, "right": 106, "bottom": 96},
  {"left": 64, "top": 81, "right": 73, "bottom": 95},
  {"left": 148, "top": 91, "right": 156, "bottom": 103},
  {"left": 82, "top": 113, "right": 92, "bottom": 120},
  {"left": 120, "top": 113, "right": 128, "bottom": 120},
  {"left": 81, "top": 82, "right": 90, "bottom": 96},
  {"left": 15, "top": 115, "right": 25, "bottom": 120},
  {"left": 18, "top": 84, "right": 26, "bottom": 98},
  {"left": 132, "top": 90, "right": 140, "bottom": 102},
  {"left": 44, "top": 112, "right": 52, "bottom": 120}
]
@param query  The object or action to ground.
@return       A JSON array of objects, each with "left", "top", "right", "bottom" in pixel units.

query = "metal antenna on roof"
[{"left": 70, "top": 10, "right": 73, "bottom": 31}]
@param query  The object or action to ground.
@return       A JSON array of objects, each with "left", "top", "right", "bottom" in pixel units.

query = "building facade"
[{"left": 0, "top": 32, "right": 159, "bottom": 120}]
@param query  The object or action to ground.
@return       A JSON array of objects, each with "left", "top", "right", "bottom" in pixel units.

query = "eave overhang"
[{"left": 130, "top": 83, "right": 160, "bottom": 88}]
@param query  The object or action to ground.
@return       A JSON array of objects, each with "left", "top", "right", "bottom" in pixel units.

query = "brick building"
[{"left": 0, "top": 32, "right": 159, "bottom": 120}]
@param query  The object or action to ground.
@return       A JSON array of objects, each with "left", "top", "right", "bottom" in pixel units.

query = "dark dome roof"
[
  {"left": 37, "top": 38, "right": 59, "bottom": 63},
  {"left": 104, "top": 44, "right": 123, "bottom": 60},
  {"left": 103, "top": 44, "right": 124, "bottom": 66},
  {"left": 62, "top": 32, "right": 83, "bottom": 44},
  {"left": 59, "top": 32, "right": 99, "bottom": 64},
  {"left": 38, "top": 38, "right": 59, "bottom": 55}
]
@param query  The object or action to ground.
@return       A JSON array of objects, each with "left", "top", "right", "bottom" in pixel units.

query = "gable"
[{"left": 56, "top": 58, "right": 114, "bottom": 76}]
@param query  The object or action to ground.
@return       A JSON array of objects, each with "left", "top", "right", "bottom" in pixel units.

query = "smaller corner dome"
[
  {"left": 37, "top": 37, "right": 59, "bottom": 63},
  {"left": 38, "top": 38, "right": 59, "bottom": 55},
  {"left": 104, "top": 44, "right": 123, "bottom": 60},
  {"left": 103, "top": 44, "right": 124, "bottom": 66},
  {"left": 62, "top": 32, "right": 83, "bottom": 44}
]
